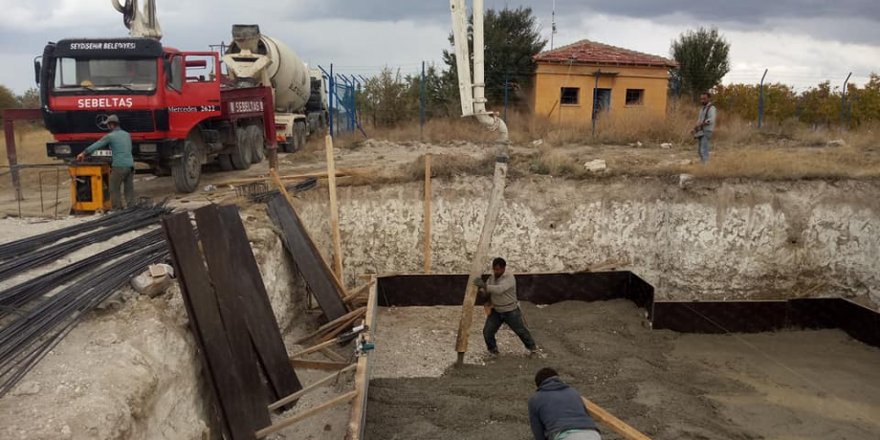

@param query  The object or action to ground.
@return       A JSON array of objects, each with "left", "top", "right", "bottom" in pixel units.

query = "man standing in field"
[
  {"left": 473, "top": 257, "right": 540, "bottom": 357},
  {"left": 693, "top": 92, "right": 716, "bottom": 163},
  {"left": 76, "top": 114, "right": 136, "bottom": 210}
]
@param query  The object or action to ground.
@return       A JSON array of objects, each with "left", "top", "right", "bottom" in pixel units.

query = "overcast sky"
[{"left": 0, "top": 0, "right": 877, "bottom": 94}]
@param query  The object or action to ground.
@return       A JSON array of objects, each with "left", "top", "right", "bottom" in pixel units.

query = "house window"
[
  {"left": 626, "top": 89, "right": 644, "bottom": 105},
  {"left": 561, "top": 87, "right": 579, "bottom": 105}
]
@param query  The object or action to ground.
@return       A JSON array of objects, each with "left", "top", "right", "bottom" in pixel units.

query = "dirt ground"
[{"left": 365, "top": 300, "right": 880, "bottom": 440}]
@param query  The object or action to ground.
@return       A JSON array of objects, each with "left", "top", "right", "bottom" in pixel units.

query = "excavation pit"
[{"left": 364, "top": 273, "right": 880, "bottom": 440}]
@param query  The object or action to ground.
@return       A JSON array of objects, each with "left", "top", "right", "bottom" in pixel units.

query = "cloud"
[{"left": 0, "top": 1, "right": 877, "bottom": 93}]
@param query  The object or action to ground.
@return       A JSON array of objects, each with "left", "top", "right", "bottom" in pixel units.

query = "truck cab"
[{"left": 38, "top": 38, "right": 273, "bottom": 193}]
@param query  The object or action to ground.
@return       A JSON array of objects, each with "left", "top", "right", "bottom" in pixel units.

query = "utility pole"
[
  {"left": 551, "top": 0, "right": 558, "bottom": 50},
  {"left": 841, "top": 72, "right": 852, "bottom": 128},
  {"left": 758, "top": 69, "right": 768, "bottom": 129}
]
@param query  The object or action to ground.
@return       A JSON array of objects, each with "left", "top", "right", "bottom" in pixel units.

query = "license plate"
[{"left": 93, "top": 150, "right": 112, "bottom": 157}]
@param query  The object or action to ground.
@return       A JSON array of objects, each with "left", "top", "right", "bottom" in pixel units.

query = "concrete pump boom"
[
  {"left": 449, "top": 0, "right": 509, "bottom": 142},
  {"left": 111, "top": 0, "right": 163, "bottom": 40}
]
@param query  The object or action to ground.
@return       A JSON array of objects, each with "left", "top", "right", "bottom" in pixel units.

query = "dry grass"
[
  {"left": 682, "top": 146, "right": 880, "bottom": 180},
  {"left": 404, "top": 153, "right": 495, "bottom": 180},
  {"left": 0, "top": 127, "right": 54, "bottom": 166}
]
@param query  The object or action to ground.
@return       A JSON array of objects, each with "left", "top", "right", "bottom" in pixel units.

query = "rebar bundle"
[
  {"left": 0, "top": 229, "right": 164, "bottom": 317},
  {"left": 0, "top": 238, "right": 169, "bottom": 397},
  {"left": 0, "top": 210, "right": 131, "bottom": 262},
  {"left": 238, "top": 177, "right": 318, "bottom": 203},
  {"left": 0, "top": 206, "right": 168, "bottom": 282}
]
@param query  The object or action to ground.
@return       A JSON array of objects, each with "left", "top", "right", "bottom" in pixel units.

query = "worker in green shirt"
[{"left": 76, "top": 115, "right": 135, "bottom": 209}]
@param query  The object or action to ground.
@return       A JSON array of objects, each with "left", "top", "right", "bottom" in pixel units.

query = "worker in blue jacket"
[
  {"left": 528, "top": 367, "right": 601, "bottom": 440},
  {"left": 76, "top": 114, "right": 135, "bottom": 209}
]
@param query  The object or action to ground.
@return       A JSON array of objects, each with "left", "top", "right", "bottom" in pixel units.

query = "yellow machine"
[{"left": 69, "top": 163, "right": 112, "bottom": 213}]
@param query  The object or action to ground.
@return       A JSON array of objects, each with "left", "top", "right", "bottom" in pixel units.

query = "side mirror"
[{"left": 34, "top": 59, "right": 41, "bottom": 85}]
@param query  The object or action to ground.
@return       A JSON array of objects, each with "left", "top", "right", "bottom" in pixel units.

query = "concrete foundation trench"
[{"left": 0, "top": 177, "right": 879, "bottom": 439}]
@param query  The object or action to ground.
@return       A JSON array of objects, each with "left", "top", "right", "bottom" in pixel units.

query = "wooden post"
[
  {"left": 423, "top": 154, "right": 432, "bottom": 273},
  {"left": 346, "top": 275, "right": 378, "bottom": 440},
  {"left": 582, "top": 397, "right": 652, "bottom": 440},
  {"left": 454, "top": 160, "right": 508, "bottom": 364},
  {"left": 256, "top": 391, "right": 358, "bottom": 438},
  {"left": 325, "top": 135, "right": 344, "bottom": 282}
]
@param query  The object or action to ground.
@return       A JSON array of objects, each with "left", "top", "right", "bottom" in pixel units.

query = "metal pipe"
[
  {"left": 449, "top": 0, "right": 474, "bottom": 117},
  {"left": 472, "top": 0, "right": 509, "bottom": 143}
]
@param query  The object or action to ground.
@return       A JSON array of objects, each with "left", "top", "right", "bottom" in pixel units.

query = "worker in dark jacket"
[
  {"left": 528, "top": 367, "right": 601, "bottom": 440},
  {"left": 76, "top": 114, "right": 135, "bottom": 209}
]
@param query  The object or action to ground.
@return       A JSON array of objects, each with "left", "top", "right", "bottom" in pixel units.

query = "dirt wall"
[
  {"left": 296, "top": 177, "right": 880, "bottom": 307},
  {"left": 0, "top": 212, "right": 305, "bottom": 440}
]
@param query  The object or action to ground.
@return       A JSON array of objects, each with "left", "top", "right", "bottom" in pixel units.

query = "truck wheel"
[
  {"left": 248, "top": 125, "right": 265, "bottom": 163},
  {"left": 218, "top": 154, "right": 234, "bottom": 171},
  {"left": 172, "top": 140, "right": 201, "bottom": 193},
  {"left": 298, "top": 122, "right": 308, "bottom": 150},
  {"left": 231, "top": 128, "right": 252, "bottom": 170}
]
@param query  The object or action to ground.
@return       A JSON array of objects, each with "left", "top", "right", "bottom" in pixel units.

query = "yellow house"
[{"left": 531, "top": 40, "right": 676, "bottom": 123}]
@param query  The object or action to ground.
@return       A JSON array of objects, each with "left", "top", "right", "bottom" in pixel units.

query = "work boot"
[
  {"left": 529, "top": 348, "right": 546, "bottom": 359},
  {"left": 486, "top": 349, "right": 499, "bottom": 359}
]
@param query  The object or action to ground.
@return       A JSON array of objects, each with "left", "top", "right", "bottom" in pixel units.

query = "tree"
[
  {"left": 443, "top": 7, "right": 547, "bottom": 110},
  {"left": 18, "top": 88, "right": 40, "bottom": 109},
  {"left": 670, "top": 27, "right": 730, "bottom": 100},
  {"left": 0, "top": 85, "right": 19, "bottom": 111}
]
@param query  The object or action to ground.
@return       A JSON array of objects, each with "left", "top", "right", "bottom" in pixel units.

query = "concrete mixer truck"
[
  {"left": 35, "top": 0, "right": 326, "bottom": 193},
  {"left": 224, "top": 25, "right": 328, "bottom": 153}
]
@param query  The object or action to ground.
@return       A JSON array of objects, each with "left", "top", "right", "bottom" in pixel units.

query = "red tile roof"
[{"left": 534, "top": 40, "right": 677, "bottom": 68}]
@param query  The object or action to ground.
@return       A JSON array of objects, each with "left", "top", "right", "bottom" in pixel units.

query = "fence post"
[
  {"left": 591, "top": 69, "right": 601, "bottom": 137},
  {"left": 420, "top": 61, "right": 426, "bottom": 139},
  {"left": 503, "top": 72, "right": 509, "bottom": 123},
  {"left": 758, "top": 68, "right": 767, "bottom": 129},
  {"left": 329, "top": 63, "right": 335, "bottom": 138},
  {"left": 841, "top": 72, "right": 852, "bottom": 128}
]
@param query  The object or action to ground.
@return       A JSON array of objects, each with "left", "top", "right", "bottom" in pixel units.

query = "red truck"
[{"left": 37, "top": 38, "right": 277, "bottom": 193}]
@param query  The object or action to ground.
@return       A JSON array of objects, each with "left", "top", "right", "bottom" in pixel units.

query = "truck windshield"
[{"left": 53, "top": 58, "right": 157, "bottom": 93}]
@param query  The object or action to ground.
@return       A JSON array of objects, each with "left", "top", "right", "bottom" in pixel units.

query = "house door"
[{"left": 592, "top": 88, "right": 611, "bottom": 120}]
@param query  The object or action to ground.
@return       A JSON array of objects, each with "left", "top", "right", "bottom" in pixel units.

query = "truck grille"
[{"left": 45, "top": 110, "right": 157, "bottom": 134}]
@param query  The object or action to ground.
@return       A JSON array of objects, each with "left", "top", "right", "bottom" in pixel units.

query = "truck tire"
[
  {"left": 172, "top": 140, "right": 201, "bottom": 193},
  {"left": 218, "top": 154, "right": 234, "bottom": 171},
  {"left": 248, "top": 125, "right": 265, "bottom": 163},
  {"left": 293, "top": 121, "right": 307, "bottom": 152},
  {"left": 297, "top": 121, "right": 307, "bottom": 150},
  {"left": 231, "top": 128, "right": 252, "bottom": 170}
]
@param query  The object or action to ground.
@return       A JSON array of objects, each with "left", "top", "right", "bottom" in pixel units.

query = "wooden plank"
[
  {"left": 317, "top": 312, "right": 364, "bottom": 344},
  {"left": 163, "top": 213, "right": 269, "bottom": 439},
  {"left": 256, "top": 391, "right": 357, "bottom": 438},
  {"left": 291, "top": 360, "right": 351, "bottom": 371},
  {"left": 269, "top": 364, "right": 358, "bottom": 411},
  {"left": 346, "top": 275, "right": 378, "bottom": 440},
  {"left": 325, "top": 135, "right": 345, "bottom": 281},
  {"left": 343, "top": 281, "right": 372, "bottom": 305},
  {"left": 291, "top": 339, "right": 342, "bottom": 359},
  {"left": 266, "top": 179, "right": 348, "bottom": 321},
  {"left": 197, "top": 205, "right": 303, "bottom": 404},
  {"left": 423, "top": 154, "right": 432, "bottom": 274},
  {"left": 320, "top": 347, "right": 348, "bottom": 362},
  {"left": 219, "top": 168, "right": 357, "bottom": 186},
  {"left": 455, "top": 161, "right": 508, "bottom": 364},
  {"left": 582, "top": 397, "right": 651, "bottom": 440},
  {"left": 192, "top": 206, "right": 269, "bottom": 422},
  {"left": 293, "top": 307, "right": 366, "bottom": 345}
]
